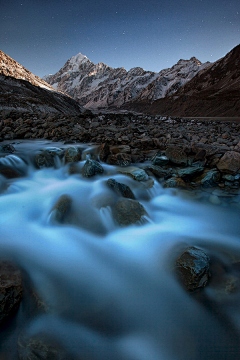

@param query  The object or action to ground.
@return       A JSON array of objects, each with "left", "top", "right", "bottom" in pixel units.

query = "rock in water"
[
  {"left": 165, "top": 146, "right": 188, "bottom": 166},
  {"left": 175, "top": 246, "right": 210, "bottom": 291},
  {"left": 82, "top": 159, "right": 104, "bottom": 177},
  {"left": 50, "top": 194, "right": 72, "bottom": 223},
  {"left": 0, "top": 260, "right": 23, "bottom": 324},
  {"left": 35, "top": 152, "right": 55, "bottom": 169},
  {"left": 64, "top": 146, "right": 81, "bottom": 163},
  {"left": 107, "top": 178, "right": 135, "bottom": 199},
  {"left": 0, "top": 144, "right": 15, "bottom": 153},
  {"left": 18, "top": 333, "right": 73, "bottom": 360},
  {"left": 112, "top": 199, "right": 147, "bottom": 226}
]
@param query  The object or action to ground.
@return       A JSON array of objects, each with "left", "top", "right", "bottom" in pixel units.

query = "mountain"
[
  {"left": 0, "top": 50, "right": 82, "bottom": 114},
  {"left": 133, "top": 44, "right": 240, "bottom": 117},
  {"left": 43, "top": 53, "right": 209, "bottom": 110}
]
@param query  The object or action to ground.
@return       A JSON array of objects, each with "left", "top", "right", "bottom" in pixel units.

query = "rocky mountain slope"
[
  {"left": 0, "top": 50, "right": 82, "bottom": 114},
  {"left": 43, "top": 53, "right": 209, "bottom": 110},
  {"left": 132, "top": 44, "right": 240, "bottom": 117}
]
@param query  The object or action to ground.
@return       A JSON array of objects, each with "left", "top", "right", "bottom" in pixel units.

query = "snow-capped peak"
[{"left": 68, "top": 53, "right": 89, "bottom": 70}]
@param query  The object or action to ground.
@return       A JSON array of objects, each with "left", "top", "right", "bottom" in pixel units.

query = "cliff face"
[
  {"left": 142, "top": 44, "right": 240, "bottom": 117},
  {"left": 43, "top": 53, "right": 209, "bottom": 110},
  {"left": 0, "top": 50, "right": 82, "bottom": 114}
]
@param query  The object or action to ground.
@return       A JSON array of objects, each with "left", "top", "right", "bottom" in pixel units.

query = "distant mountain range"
[
  {"left": 43, "top": 53, "right": 210, "bottom": 110},
  {"left": 0, "top": 50, "right": 82, "bottom": 114},
  {"left": 0, "top": 45, "right": 239, "bottom": 116},
  {"left": 127, "top": 44, "right": 240, "bottom": 117}
]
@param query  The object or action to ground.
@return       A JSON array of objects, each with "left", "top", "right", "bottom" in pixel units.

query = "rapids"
[{"left": 1, "top": 140, "right": 240, "bottom": 360}]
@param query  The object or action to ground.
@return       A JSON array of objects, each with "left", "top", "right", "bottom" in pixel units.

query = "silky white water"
[{"left": 1, "top": 140, "right": 240, "bottom": 360}]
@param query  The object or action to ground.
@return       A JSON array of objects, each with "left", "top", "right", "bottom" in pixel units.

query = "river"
[{"left": 1, "top": 140, "right": 240, "bottom": 360}]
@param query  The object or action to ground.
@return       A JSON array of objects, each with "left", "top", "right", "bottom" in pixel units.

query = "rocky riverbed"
[{"left": 1, "top": 113, "right": 240, "bottom": 359}]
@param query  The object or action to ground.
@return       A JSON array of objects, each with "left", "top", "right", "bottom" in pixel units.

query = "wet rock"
[
  {"left": 165, "top": 146, "right": 188, "bottom": 166},
  {"left": 64, "top": 146, "right": 81, "bottom": 164},
  {"left": 0, "top": 167, "right": 22, "bottom": 179},
  {"left": 151, "top": 152, "right": 169, "bottom": 166},
  {"left": 175, "top": 246, "right": 210, "bottom": 291},
  {"left": 201, "top": 170, "right": 220, "bottom": 187},
  {"left": 18, "top": 333, "right": 73, "bottom": 360},
  {"left": 50, "top": 194, "right": 72, "bottom": 223},
  {"left": 217, "top": 151, "right": 240, "bottom": 174},
  {"left": 112, "top": 199, "right": 147, "bottom": 226},
  {"left": 209, "top": 195, "right": 221, "bottom": 205},
  {"left": 99, "top": 142, "right": 110, "bottom": 162},
  {"left": 143, "top": 165, "right": 174, "bottom": 178},
  {"left": 107, "top": 153, "right": 132, "bottom": 166},
  {"left": 82, "top": 159, "right": 104, "bottom": 177},
  {"left": 41, "top": 147, "right": 64, "bottom": 157},
  {"left": 119, "top": 167, "right": 149, "bottom": 181},
  {"left": 107, "top": 178, "right": 135, "bottom": 199},
  {"left": 177, "top": 166, "right": 204, "bottom": 180},
  {"left": 0, "top": 144, "right": 15, "bottom": 153},
  {"left": 35, "top": 152, "right": 55, "bottom": 169},
  {"left": 110, "top": 145, "right": 131, "bottom": 154},
  {"left": 163, "top": 177, "right": 186, "bottom": 188},
  {"left": 0, "top": 260, "right": 23, "bottom": 324}
]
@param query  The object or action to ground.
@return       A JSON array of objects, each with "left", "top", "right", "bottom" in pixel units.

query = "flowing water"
[{"left": 1, "top": 140, "right": 240, "bottom": 360}]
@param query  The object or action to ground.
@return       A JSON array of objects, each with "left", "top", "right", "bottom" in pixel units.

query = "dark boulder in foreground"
[
  {"left": 18, "top": 333, "right": 73, "bottom": 360},
  {"left": 112, "top": 198, "right": 147, "bottom": 226},
  {"left": 175, "top": 246, "right": 210, "bottom": 291},
  {"left": 107, "top": 178, "right": 135, "bottom": 199},
  {"left": 0, "top": 260, "right": 23, "bottom": 324}
]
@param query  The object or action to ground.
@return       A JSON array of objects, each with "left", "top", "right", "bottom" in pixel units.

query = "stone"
[
  {"left": 82, "top": 159, "right": 104, "bottom": 177},
  {"left": 163, "top": 177, "right": 186, "bottom": 188},
  {"left": 98, "top": 143, "right": 110, "bottom": 162},
  {"left": 0, "top": 144, "right": 15, "bottom": 153},
  {"left": 112, "top": 199, "right": 147, "bottom": 226},
  {"left": 18, "top": 333, "right": 73, "bottom": 360},
  {"left": 152, "top": 153, "right": 169, "bottom": 166},
  {"left": 0, "top": 167, "right": 22, "bottom": 179},
  {"left": 201, "top": 170, "right": 220, "bottom": 187},
  {"left": 217, "top": 151, "right": 240, "bottom": 174},
  {"left": 107, "top": 153, "right": 132, "bottom": 166},
  {"left": 177, "top": 166, "right": 204, "bottom": 180},
  {"left": 35, "top": 152, "right": 55, "bottom": 169},
  {"left": 41, "top": 147, "right": 64, "bottom": 157},
  {"left": 175, "top": 247, "right": 210, "bottom": 291},
  {"left": 118, "top": 167, "right": 149, "bottom": 181},
  {"left": 50, "top": 195, "right": 72, "bottom": 223},
  {"left": 107, "top": 178, "right": 135, "bottom": 199},
  {"left": 0, "top": 260, "right": 23, "bottom": 324},
  {"left": 110, "top": 145, "right": 131, "bottom": 154},
  {"left": 209, "top": 195, "right": 221, "bottom": 205},
  {"left": 64, "top": 146, "right": 81, "bottom": 163},
  {"left": 165, "top": 146, "right": 188, "bottom": 166},
  {"left": 143, "top": 165, "right": 174, "bottom": 178}
]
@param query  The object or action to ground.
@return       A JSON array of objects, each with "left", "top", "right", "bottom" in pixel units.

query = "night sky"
[{"left": 1, "top": 0, "right": 239, "bottom": 78}]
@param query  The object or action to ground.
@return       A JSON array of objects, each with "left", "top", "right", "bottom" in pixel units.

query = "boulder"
[
  {"left": 0, "top": 144, "right": 15, "bottom": 153},
  {"left": 98, "top": 142, "right": 110, "bottom": 162},
  {"left": 50, "top": 195, "right": 72, "bottom": 223},
  {"left": 165, "top": 146, "right": 188, "bottom": 166},
  {"left": 107, "top": 178, "right": 135, "bottom": 199},
  {"left": 18, "top": 333, "right": 73, "bottom": 360},
  {"left": 118, "top": 167, "right": 148, "bottom": 181},
  {"left": 177, "top": 166, "right": 204, "bottom": 180},
  {"left": 112, "top": 199, "right": 147, "bottom": 226},
  {"left": 144, "top": 165, "right": 174, "bottom": 179},
  {"left": 35, "top": 152, "right": 55, "bottom": 169},
  {"left": 151, "top": 152, "right": 169, "bottom": 166},
  {"left": 64, "top": 146, "right": 81, "bottom": 164},
  {"left": 82, "top": 159, "right": 104, "bottom": 177},
  {"left": 163, "top": 177, "right": 186, "bottom": 188},
  {"left": 175, "top": 247, "right": 210, "bottom": 291},
  {"left": 216, "top": 151, "right": 240, "bottom": 174},
  {"left": 201, "top": 170, "right": 220, "bottom": 187},
  {"left": 107, "top": 153, "right": 132, "bottom": 167},
  {"left": 0, "top": 260, "right": 23, "bottom": 324}
]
